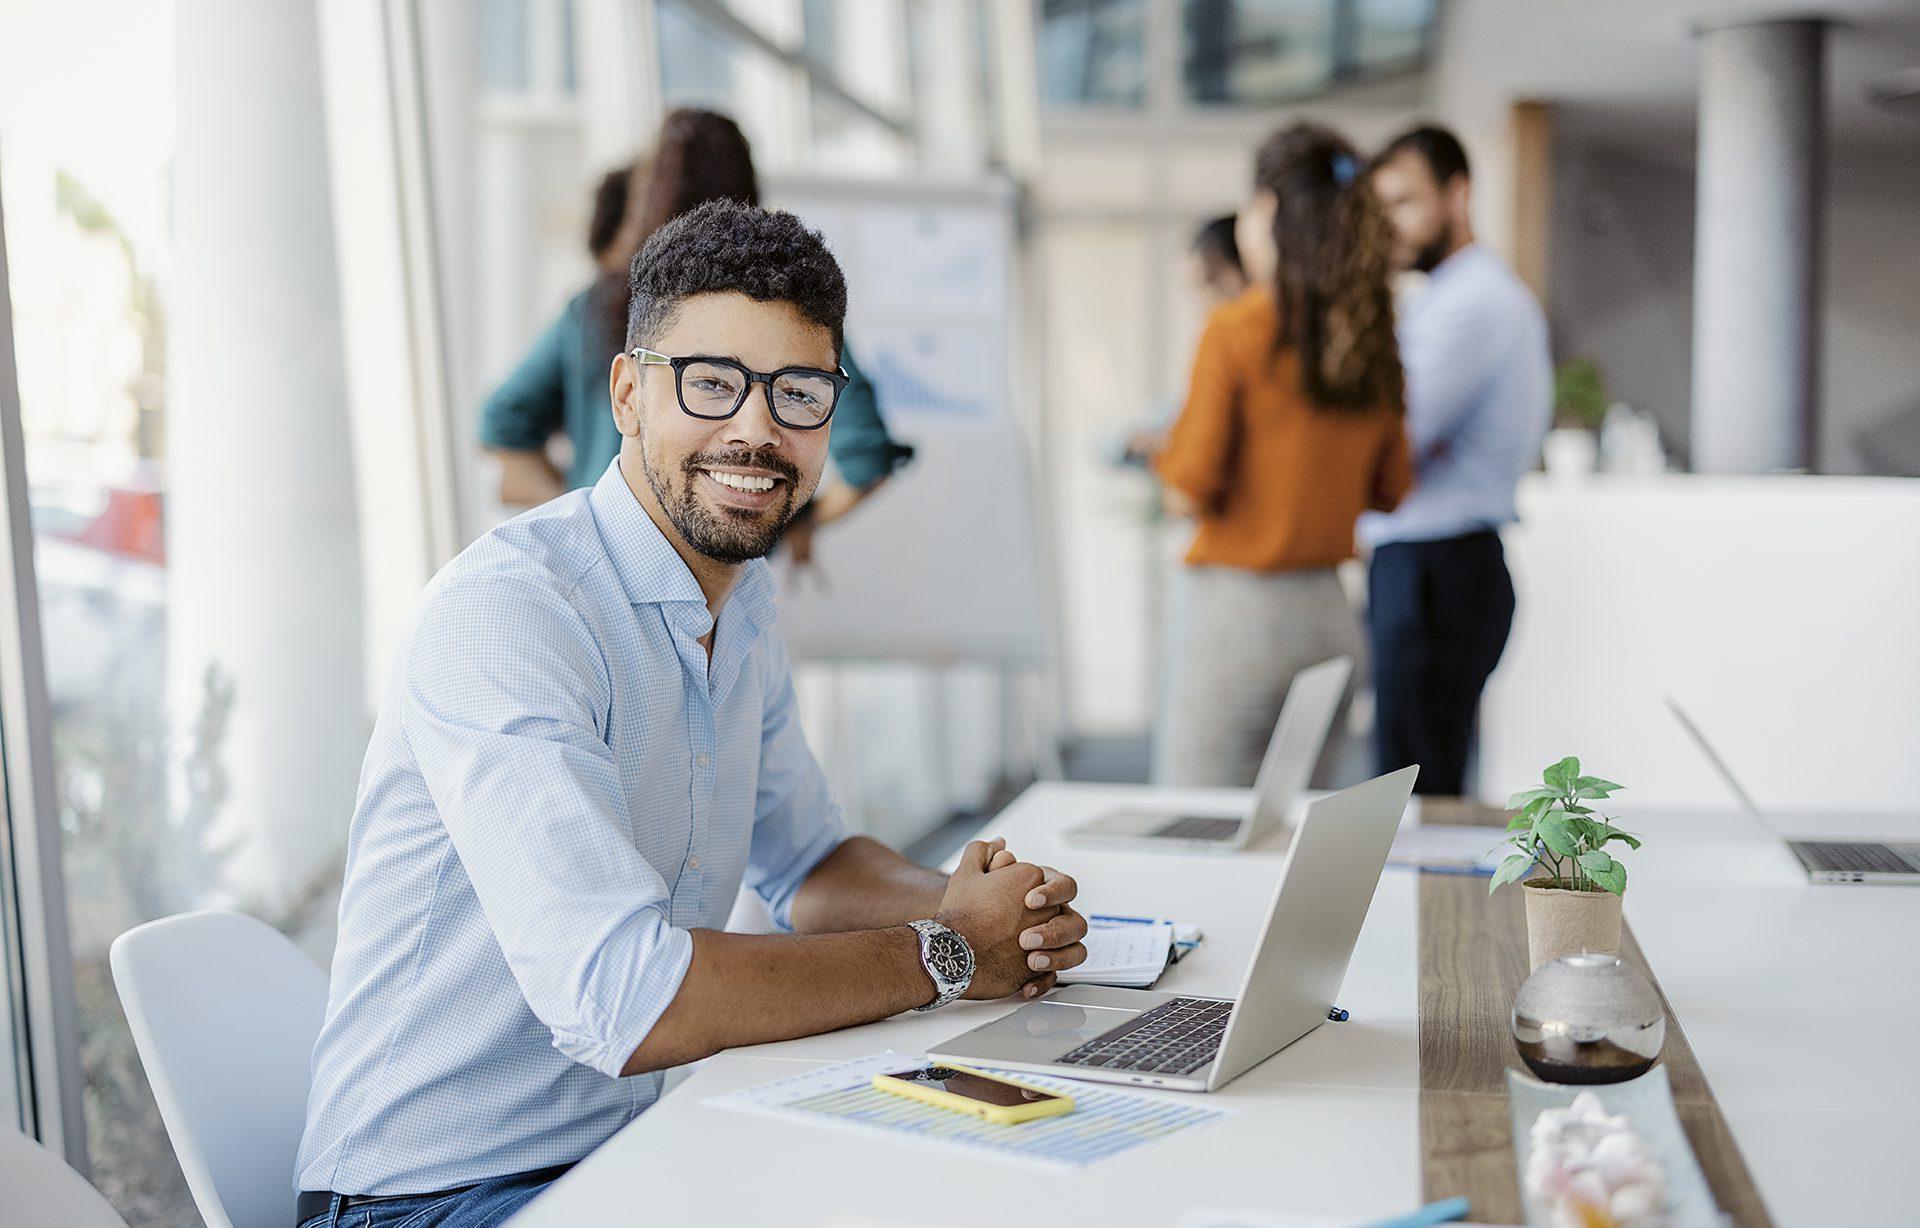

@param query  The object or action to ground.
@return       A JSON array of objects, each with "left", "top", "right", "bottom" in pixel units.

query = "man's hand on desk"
[{"left": 944, "top": 840, "right": 1088, "bottom": 1001}]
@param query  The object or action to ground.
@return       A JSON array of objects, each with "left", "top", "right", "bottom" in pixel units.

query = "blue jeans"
[{"left": 297, "top": 1166, "right": 567, "bottom": 1228}]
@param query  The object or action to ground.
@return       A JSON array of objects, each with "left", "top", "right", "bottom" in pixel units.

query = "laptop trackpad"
[{"left": 949, "top": 1002, "right": 1138, "bottom": 1065}]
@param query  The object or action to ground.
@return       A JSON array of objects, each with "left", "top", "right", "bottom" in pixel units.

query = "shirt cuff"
[
  {"left": 549, "top": 923, "right": 695, "bottom": 1078},
  {"left": 834, "top": 439, "right": 915, "bottom": 491}
]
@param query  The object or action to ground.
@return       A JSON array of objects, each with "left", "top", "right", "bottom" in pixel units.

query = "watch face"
[{"left": 927, "top": 932, "right": 971, "bottom": 982}]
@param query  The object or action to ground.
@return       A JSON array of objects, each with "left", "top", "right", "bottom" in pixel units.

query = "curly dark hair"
[
  {"left": 1254, "top": 122, "right": 1404, "bottom": 413},
  {"left": 625, "top": 200, "right": 847, "bottom": 354}
]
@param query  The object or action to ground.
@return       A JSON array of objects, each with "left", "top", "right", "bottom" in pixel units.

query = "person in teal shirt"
[{"left": 480, "top": 111, "right": 911, "bottom": 558}]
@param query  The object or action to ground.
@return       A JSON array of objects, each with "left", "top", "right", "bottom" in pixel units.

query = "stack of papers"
[
  {"left": 1058, "top": 917, "right": 1176, "bottom": 987},
  {"left": 1386, "top": 823, "right": 1509, "bottom": 874}
]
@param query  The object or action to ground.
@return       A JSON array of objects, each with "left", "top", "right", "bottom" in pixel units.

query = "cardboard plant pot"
[{"left": 1522, "top": 879, "right": 1623, "bottom": 971}]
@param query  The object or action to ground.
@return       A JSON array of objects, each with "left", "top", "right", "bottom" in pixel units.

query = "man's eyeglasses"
[{"left": 630, "top": 348, "right": 846, "bottom": 431}]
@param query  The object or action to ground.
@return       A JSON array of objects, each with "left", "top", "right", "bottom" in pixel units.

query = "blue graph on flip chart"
[{"left": 858, "top": 327, "right": 994, "bottom": 419}]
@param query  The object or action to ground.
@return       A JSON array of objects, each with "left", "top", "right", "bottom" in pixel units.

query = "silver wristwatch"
[{"left": 907, "top": 919, "right": 974, "bottom": 1011}]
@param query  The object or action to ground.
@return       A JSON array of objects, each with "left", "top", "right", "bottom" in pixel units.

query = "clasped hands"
[{"left": 934, "top": 836, "right": 1089, "bottom": 1002}]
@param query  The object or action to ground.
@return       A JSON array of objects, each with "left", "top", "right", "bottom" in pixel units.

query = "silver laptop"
[
  {"left": 1065, "top": 655, "right": 1354, "bottom": 854},
  {"left": 1667, "top": 698, "right": 1920, "bottom": 885},
  {"left": 930, "top": 764, "right": 1418, "bottom": 1092}
]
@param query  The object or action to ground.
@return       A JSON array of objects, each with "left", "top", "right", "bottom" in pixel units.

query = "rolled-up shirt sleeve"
[
  {"left": 400, "top": 572, "right": 692, "bottom": 1077},
  {"left": 742, "top": 630, "right": 850, "bottom": 930}
]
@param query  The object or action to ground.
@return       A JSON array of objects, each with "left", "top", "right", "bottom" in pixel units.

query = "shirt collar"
[
  {"left": 1427, "top": 241, "right": 1486, "bottom": 285},
  {"left": 587, "top": 458, "right": 707, "bottom": 609},
  {"left": 586, "top": 457, "right": 780, "bottom": 637}
]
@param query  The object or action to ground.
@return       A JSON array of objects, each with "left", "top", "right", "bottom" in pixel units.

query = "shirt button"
[
  {"left": 695, "top": 753, "right": 710, "bottom": 768},
  {"left": 687, "top": 855, "right": 701, "bottom": 870}
]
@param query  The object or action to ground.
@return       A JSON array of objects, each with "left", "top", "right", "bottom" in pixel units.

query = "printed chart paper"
[{"left": 707, "top": 1050, "right": 1230, "bottom": 1172}]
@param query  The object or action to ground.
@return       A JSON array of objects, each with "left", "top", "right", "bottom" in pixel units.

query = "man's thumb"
[{"left": 955, "top": 840, "right": 991, "bottom": 874}]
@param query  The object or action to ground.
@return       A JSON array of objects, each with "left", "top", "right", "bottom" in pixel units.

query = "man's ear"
[
  {"left": 1446, "top": 174, "right": 1473, "bottom": 233},
  {"left": 609, "top": 351, "right": 643, "bottom": 438}
]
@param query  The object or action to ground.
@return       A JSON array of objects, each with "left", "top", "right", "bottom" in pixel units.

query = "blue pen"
[
  {"left": 1088, "top": 913, "right": 1161, "bottom": 926},
  {"left": 1356, "top": 1196, "right": 1470, "bottom": 1228}
]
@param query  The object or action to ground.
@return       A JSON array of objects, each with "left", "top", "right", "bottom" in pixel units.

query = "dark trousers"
[{"left": 1367, "top": 530, "right": 1515, "bottom": 796}]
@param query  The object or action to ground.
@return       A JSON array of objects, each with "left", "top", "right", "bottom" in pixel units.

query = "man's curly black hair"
[{"left": 624, "top": 199, "right": 847, "bottom": 355}]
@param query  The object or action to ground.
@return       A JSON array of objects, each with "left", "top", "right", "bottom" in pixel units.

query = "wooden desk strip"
[{"left": 1415, "top": 800, "right": 1773, "bottom": 1226}]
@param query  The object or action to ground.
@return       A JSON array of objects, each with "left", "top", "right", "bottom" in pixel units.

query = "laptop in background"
[
  {"left": 1064, "top": 656, "right": 1353, "bottom": 854},
  {"left": 1666, "top": 697, "right": 1920, "bottom": 885}
]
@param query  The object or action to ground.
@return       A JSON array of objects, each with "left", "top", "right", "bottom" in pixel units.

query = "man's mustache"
[{"left": 682, "top": 448, "right": 801, "bottom": 484}]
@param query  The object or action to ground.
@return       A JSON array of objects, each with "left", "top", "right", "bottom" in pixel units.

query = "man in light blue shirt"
[
  {"left": 295, "top": 202, "right": 1088, "bottom": 1227},
  {"left": 1360, "top": 126, "right": 1552, "bottom": 795}
]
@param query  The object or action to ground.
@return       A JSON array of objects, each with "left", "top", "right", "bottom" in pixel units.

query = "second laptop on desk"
[{"left": 1063, "top": 655, "right": 1353, "bottom": 854}]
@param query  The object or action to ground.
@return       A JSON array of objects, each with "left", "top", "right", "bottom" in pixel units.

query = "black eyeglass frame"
[{"left": 630, "top": 347, "right": 847, "bottom": 431}]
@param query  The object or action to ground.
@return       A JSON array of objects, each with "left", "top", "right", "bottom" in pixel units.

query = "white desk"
[{"left": 510, "top": 784, "right": 1920, "bottom": 1227}]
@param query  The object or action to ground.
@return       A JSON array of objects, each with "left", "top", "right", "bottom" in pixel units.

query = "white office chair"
[
  {"left": 110, "top": 910, "right": 329, "bottom": 1228},
  {"left": 0, "top": 1125, "right": 131, "bottom": 1228}
]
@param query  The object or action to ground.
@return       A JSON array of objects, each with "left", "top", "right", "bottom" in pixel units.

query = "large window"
[
  {"left": 1037, "top": 0, "right": 1150, "bottom": 109},
  {"left": 2, "top": 1, "right": 368, "bottom": 1221},
  {"left": 1182, "top": 0, "right": 1434, "bottom": 106},
  {"left": 1037, "top": 0, "right": 1433, "bottom": 112}
]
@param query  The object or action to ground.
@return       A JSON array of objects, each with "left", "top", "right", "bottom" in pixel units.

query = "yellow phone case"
[{"left": 871, "top": 1063, "right": 1075, "bottom": 1125}]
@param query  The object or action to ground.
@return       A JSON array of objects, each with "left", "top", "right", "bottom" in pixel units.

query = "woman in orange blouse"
[{"left": 1152, "top": 123, "right": 1413, "bottom": 787}]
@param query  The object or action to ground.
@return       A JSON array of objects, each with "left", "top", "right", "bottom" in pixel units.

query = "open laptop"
[
  {"left": 1065, "top": 655, "right": 1354, "bottom": 854},
  {"left": 1667, "top": 697, "right": 1920, "bottom": 885},
  {"left": 930, "top": 764, "right": 1418, "bottom": 1092}
]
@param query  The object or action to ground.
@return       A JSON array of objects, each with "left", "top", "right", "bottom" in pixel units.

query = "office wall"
[{"left": 1550, "top": 134, "right": 1920, "bottom": 474}]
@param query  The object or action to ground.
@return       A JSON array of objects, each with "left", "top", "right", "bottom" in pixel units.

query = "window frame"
[{"left": 0, "top": 159, "right": 89, "bottom": 1169}]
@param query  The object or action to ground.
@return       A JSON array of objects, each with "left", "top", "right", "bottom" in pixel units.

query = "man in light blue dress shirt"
[
  {"left": 1360, "top": 127, "right": 1553, "bottom": 796},
  {"left": 295, "top": 202, "right": 1088, "bottom": 1227}
]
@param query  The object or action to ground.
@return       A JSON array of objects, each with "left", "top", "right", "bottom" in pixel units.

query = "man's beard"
[
  {"left": 640, "top": 442, "right": 804, "bottom": 564},
  {"left": 1409, "top": 230, "right": 1453, "bottom": 275}
]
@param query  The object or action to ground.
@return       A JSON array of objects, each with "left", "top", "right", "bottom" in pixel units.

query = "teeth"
[{"left": 707, "top": 470, "right": 776, "bottom": 493}]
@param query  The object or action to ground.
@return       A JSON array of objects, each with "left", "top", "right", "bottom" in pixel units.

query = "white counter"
[{"left": 1482, "top": 474, "right": 1920, "bottom": 811}]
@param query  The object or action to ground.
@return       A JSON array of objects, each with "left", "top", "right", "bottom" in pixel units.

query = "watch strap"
[{"left": 907, "top": 918, "right": 973, "bottom": 1011}]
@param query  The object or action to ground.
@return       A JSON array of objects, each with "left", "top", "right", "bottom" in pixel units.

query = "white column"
[
  {"left": 169, "top": 0, "right": 365, "bottom": 911},
  {"left": 1691, "top": 19, "right": 1825, "bottom": 473},
  {"left": 914, "top": 0, "right": 983, "bottom": 175}
]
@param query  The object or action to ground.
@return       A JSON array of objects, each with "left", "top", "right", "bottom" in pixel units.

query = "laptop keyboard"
[
  {"left": 1798, "top": 841, "right": 1918, "bottom": 875},
  {"left": 1056, "top": 996, "right": 1232, "bottom": 1077},
  {"left": 1152, "top": 815, "right": 1243, "bottom": 842}
]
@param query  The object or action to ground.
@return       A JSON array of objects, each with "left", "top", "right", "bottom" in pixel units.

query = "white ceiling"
[{"left": 1433, "top": 0, "right": 1920, "bottom": 157}]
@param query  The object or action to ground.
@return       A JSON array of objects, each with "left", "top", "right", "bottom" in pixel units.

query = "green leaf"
[
  {"left": 1537, "top": 812, "right": 1580, "bottom": 857},
  {"left": 1541, "top": 757, "right": 1579, "bottom": 792},
  {"left": 1506, "top": 810, "right": 1534, "bottom": 831},
  {"left": 1489, "top": 853, "right": 1534, "bottom": 895},
  {"left": 1507, "top": 787, "right": 1557, "bottom": 809},
  {"left": 1573, "top": 776, "right": 1624, "bottom": 797},
  {"left": 1577, "top": 849, "right": 1616, "bottom": 875},
  {"left": 1520, "top": 796, "right": 1557, "bottom": 824},
  {"left": 1585, "top": 857, "right": 1627, "bottom": 895},
  {"left": 1572, "top": 816, "right": 1610, "bottom": 850},
  {"left": 1603, "top": 829, "right": 1642, "bottom": 850}
]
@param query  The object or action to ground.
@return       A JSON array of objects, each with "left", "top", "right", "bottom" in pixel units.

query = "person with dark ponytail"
[
  {"left": 481, "top": 108, "right": 911, "bottom": 563},
  {"left": 1151, "top": 122, "right": 1413, "bottom": 788},
  {"left": 479, "top": 160, "right": 646, "bottom": 505}
]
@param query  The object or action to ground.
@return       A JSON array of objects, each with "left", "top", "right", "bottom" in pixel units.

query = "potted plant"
[
  {"left": 1490, "top": 756, "right": 1639, "bottom": 970},
  {"left": 1543, "top": 358, "right": 1608, "bottom": 478}
]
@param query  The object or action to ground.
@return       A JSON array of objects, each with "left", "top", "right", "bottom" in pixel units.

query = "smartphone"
[{"left": 871, "top": 1063, "right": 1075, "bottom": 1125}]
